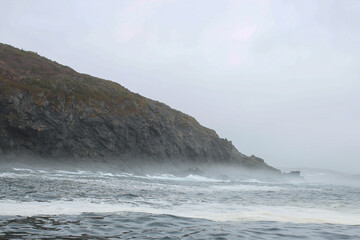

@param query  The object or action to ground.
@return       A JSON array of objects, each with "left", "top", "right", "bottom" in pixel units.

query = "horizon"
[{"left": 1, "top": 0, "right": 359, "bottom": 173}]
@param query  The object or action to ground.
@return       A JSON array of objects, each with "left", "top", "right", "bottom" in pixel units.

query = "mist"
[
  {"left": 1, "top": 0, "right": 359, "bottom": 173},
  {"left": 4, "top": 154, "right": 360, "bottom": 187}
]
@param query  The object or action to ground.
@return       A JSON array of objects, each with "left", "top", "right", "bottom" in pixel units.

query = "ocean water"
[{"left": 0, "top": 167, "right": 359, "bottom": 239}]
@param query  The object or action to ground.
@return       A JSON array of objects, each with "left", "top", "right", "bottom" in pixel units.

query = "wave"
[
  {"left": 53, "top": 170, "right": 92, "bottom": 175},
  {"left": 143, "top": 174, "right": 229, "bottom": 183},
  {"left": 211, "top": 184, "right": 285, "bottom": 192},
  {"left": 6, "top": 169, "right": 228, "bottom": 183},
  {"left": 240, "top": 178, "right": 263, "bottom": 183},
  {"left": 12, "top": 168, "right": 34, "bottom": 172},
  {"left": 0, "top": 199, "right": 358, "bottom": 225}
]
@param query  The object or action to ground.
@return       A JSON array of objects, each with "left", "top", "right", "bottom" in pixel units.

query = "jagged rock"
[{"left": 0, "top": 43, "right": 280, "bottom": 173}]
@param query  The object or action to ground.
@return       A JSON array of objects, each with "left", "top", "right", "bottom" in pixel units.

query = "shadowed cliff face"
[{"left": 0, "top": 43, "right": 279, "bottom": 173}]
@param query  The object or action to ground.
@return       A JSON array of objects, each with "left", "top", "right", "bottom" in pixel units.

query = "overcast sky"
[{"left": 1, "top": 0, "right": 359, "bottom": 173}]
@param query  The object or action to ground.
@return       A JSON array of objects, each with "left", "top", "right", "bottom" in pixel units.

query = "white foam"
[
  {"left": 2, "top": 169, "right": 227, "bottom": 183},
  {"left": 212, "top": 184, "right": 284, "bottom": 192},
  {"left": 1, "top": 169, "right": 94, "bottom": 179},
  {"left": 0, "top": 173, "right": 19, "bottom": 178},
  {"left": 185, "top": 174, "right": 230, "bottom": 182},
  {"left": 12, "top": 168, "right": 34, "bottom": 172},
  {"left": 1, "top": 199, "right": 359, "bottom": 225},
  {"left": 241, "top": 178, "right": 263, "bottom": 183},
  {"left": 53, "top": 170, "right": 92, "bottom": 175},
  {"left": 0, "top": 168, "right": 36, "bottom": 178},
  {"left": 0, "top": 172, "right": 32, "bottom": 178},
  {"left": 144, "top": 174, "right": 229, "bottom": 183},
  {"left": 99, "top": 172, "right": 115, "bottom": 177}
]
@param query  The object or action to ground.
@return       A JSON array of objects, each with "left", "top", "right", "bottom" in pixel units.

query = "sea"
[{"left": 0, "top": 166, "right": 359, "bottom": 239}]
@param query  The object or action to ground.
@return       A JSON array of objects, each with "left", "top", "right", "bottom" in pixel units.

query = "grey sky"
[{"left": 1, "top": 0, "right": 359, "bottom": 173}]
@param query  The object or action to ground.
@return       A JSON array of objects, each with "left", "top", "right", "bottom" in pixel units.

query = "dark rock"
[{"left": 0, "top": 43, "right": 280, "bottom": 174}]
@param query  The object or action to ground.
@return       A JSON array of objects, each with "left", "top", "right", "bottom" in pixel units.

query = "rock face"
[{"left": 0, "top": 43, "right": 279, "bottom": 172}]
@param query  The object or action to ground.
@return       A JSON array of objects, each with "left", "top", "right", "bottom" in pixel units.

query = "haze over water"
[{"left": 1, "top": 166, "right": 359, "bottom": 239}]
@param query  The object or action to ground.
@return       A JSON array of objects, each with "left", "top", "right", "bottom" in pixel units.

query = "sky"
[{"left": 1, "top": 0, "right": 359, "bottom": 173}]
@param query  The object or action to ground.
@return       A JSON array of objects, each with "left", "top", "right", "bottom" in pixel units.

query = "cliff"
[{"left": 0, "top": 43, "right": 279, "bottom": 173}]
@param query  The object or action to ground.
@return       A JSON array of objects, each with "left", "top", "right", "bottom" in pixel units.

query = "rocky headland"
[{"left": 0, "top": 43, "right": 280, "bottom": 175}]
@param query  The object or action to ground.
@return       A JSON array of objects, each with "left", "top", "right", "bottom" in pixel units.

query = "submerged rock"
[{"left": 0, "top": 43, "right": 279, "bottom": 173}]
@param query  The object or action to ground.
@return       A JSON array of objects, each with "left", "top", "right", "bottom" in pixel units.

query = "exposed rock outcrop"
[{"left": 0, "top": 43, "right": 279, "bottom": 173}]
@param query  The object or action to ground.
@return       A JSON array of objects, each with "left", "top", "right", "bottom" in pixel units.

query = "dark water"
[
  {"left": 0, "top": 168, "right": 359, "bottom": 239},
  {"left": 1, "top": 213, "right": 360, "bottom": 240}
]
